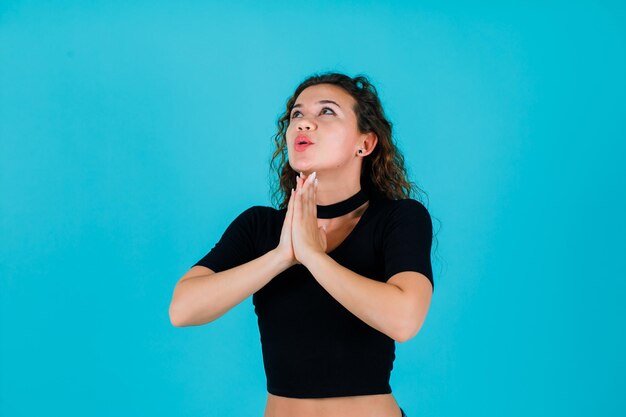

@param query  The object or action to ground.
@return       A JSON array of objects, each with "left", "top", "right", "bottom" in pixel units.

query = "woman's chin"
[{"left": 290, "top": 162, "right": 315, "bottom": 174}]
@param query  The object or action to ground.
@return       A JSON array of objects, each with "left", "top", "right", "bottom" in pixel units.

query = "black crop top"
[{"left": 192, "top": 195, "right": 434, "bottom": 398}]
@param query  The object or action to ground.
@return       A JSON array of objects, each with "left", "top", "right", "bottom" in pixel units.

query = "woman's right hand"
[{"left": 275, "top": 173, "right": 305, "bottom": 268}]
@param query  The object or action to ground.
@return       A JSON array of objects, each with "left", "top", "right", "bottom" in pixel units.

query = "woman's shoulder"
[
  {"left": 371, "top": 195, "right": 429, "bottom": 215},
  {"left": 224, "top": 205, "right": 284, "bottom": 237},
  {"left": 237, "top": 204, "right": 285, "bottom": 221},
  {"left": 246, "top": 204, "right": 285, "bottom": 214},
  {"left": 367, "top": 197, "right": 432, "bottom": 233}
]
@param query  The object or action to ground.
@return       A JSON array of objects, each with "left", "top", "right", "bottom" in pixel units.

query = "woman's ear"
[{"left": 360, "top": 132, "right": 378, "bottom": 156}]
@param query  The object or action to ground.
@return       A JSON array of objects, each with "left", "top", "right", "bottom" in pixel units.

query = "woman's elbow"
[
  {"left": 169, "top": 297, "right": 189, "bottom": 327},
  {"left": 169, "top": 305, "right": 182, "bottom": 327},
  {"left": 394, "top": 315, "right": 427, "bottom": 343}
]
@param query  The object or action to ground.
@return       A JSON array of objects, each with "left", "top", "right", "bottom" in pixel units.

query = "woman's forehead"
[{"left": 295, "top": 84, "right": 355, "bottom": 108}]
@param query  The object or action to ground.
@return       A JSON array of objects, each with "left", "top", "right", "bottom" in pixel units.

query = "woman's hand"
[
  {"left": 292, "top": 171, "right": 328, "bottom": 265},
  {"left": 275, "top": 176, "right": 300, "bottom": 268}
]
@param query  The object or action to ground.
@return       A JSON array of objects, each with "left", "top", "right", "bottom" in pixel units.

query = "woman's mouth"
[
  {"left": 295, "top": 134, "right": 314, "bottom": 152},
  {"left": 295, "top": 142, "right": 313, "bottom": 152}
]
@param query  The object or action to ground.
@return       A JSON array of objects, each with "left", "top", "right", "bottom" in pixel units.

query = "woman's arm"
[
  {"left": 169, "top": 249, "right": 292, "bottom": 327},
  {"left": 172, "top": 187, "right": 300, "bottom": 327},
  {"left": 302, "top": 252, "right": 433, "bottom": 342},
  {"left": 292, "top": 174, "right": 433, "bottom": 342}
]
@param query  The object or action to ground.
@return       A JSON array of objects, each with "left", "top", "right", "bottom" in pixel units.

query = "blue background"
[{"left": 1, "top": 1, "right": 625, "bottom": 416}]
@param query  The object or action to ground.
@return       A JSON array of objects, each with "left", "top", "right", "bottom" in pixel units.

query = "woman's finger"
[
  {"left": 312, "top": 178, "right": 318, "bottom": 218},
  {"left": 295, "top": 173, "right": 303, "bottom": 193},
  {"left": 294, "top": 174, "right": 302, "bottom": 220},
  {"left": 302, "top": 178, "right": 309, "bottom": 215},
  {"left": 305, "top": 173, "right": 315, "bottom": 215},
  {"left": 286, "top": 188, "right": 295, "bottom": 223}
]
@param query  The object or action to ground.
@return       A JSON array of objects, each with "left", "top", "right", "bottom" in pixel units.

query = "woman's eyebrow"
[{"left": 292, "top": 99, "right": 342, "bottom": 110}]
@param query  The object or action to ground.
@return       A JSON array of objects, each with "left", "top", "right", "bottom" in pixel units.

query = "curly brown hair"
[{"left": 268, "top": 71, "right": 429, "bottom": 210}]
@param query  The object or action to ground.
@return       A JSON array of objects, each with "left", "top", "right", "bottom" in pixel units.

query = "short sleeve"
[
  {"left": 382, "top": 199, "right": 434, "bottom": 291},
  {"left": 192, "top": 206, "right": 259, "bottom": 272}
]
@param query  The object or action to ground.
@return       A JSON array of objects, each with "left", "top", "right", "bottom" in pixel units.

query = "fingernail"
[
  {"left": 314, "top": 178, "right": 318, "bottom": 186},
  {"left": 312, "top": 171, "right": 317, "bottom": 179}
]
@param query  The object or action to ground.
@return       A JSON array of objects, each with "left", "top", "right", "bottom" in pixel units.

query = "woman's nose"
[{"left": 296, "top": 117, "right": 315, "bottom": 130}]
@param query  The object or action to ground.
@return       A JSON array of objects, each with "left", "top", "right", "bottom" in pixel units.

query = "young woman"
[{"left": 169, "top": 72, "right": 435, "bottom": 417}]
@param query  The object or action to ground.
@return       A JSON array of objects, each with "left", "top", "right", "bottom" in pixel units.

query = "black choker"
[{"left": 316, "top": 188, "right": 369, "bottom": 219}]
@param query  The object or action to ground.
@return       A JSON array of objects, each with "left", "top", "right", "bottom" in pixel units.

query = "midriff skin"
[{"left": 263, "top": 393, "right": 403, "bottom": 417}]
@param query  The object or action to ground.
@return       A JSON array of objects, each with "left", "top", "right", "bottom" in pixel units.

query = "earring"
[{"left": 358, "top": 149, "right": 363, "bottom": 154}]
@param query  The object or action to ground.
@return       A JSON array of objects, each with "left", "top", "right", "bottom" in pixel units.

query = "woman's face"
[{"left": 286, "top": 83, "right": 365, "bottom": 175}]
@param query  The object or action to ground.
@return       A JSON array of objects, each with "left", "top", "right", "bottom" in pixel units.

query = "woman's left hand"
[{"left": 292, "top": 172, "right": 328, "bottom": 266}]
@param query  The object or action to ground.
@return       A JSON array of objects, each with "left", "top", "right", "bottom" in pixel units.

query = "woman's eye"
[{"left": 290, "top": 107, "right": 335, "bottom": 119}]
